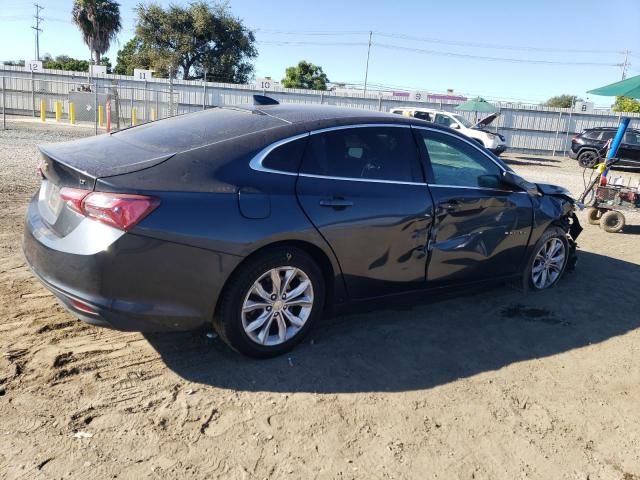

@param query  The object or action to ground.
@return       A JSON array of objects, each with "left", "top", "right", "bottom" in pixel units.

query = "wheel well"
[
  {"left": 213, "top": 240, "right": 337, "bottom": 319},
  {"left": 578, "top": 147, "right": 598, "bottom": 156}
]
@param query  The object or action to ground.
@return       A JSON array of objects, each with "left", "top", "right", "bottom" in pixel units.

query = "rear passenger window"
[
  {"left": 300, "top": 127, "right": 423, "bottom": 183},
  {"left": 624, "top": 132, "right": 640, "bottom": 145},
  {"left": 600, "top": 131, "right": 615, "bottom": 141},
  {"left": 583, "top": 131, "right": 601, "bottom": 140},
  {"left": 262, "top": 137, "right": 307, "bottom": 173}
]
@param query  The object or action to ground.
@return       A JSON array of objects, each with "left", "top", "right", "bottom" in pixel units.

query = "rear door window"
[
  {"left": 623, "top": 132, "right": 640, "bottom": 145},
  {"left": 261, "top": 136, "right": 308, "bottom": 173},
  {"left": 599, "top": 131, "right": 615, "bottom": 141},
  {"left": 583, "top": 130, "right": 602, "bottom": 140},
  {"left": 300, "top": 126, "right": 423, "bottom": 183}
]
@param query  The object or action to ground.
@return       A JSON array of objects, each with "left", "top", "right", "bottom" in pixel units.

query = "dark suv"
[{"left": 570, "top": 127, "right": 640, "bottom": 168}]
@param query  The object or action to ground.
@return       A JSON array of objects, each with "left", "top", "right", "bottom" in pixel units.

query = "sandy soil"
[{"left": 1, "top": 122, "right": 640, "bottom": 480}]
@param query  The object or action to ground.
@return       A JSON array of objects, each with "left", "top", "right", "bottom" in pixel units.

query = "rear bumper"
[
  {"left": 23, "top": 194, "right": 242, "bottom": 332},
  {"left": 489, "top": 145, "right": 507, "bottom": 155}
]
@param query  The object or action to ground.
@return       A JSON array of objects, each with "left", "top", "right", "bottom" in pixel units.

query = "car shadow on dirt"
[{"left": 144, "top": 251, "right": 640, "bottom": 393}]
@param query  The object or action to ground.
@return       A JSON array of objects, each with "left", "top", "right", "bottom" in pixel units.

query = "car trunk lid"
[{"left": 37, "top": 137, "right": 173, "bottom": 236}]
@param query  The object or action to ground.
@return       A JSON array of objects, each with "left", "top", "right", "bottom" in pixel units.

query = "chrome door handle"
[
  {"left": 439, "top": 201, "right": 460, "bottom": 212},
  {"left": 319, "top": 198, "right": 353, "bottom": 209}
]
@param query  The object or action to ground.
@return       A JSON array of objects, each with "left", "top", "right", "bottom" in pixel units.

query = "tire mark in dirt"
[{"left": 37, "top": 320, "right": 79, "bottom": 334}]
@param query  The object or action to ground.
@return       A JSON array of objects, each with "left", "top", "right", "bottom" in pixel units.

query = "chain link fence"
[
  {"left": 0, "top": 75, "right": 184, "bottom": 133},
  {"left": 2, "top": 68, "right": 640, "bottom": 155}
]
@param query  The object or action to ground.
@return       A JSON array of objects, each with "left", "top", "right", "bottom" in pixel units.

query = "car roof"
[
  {"left": 232, "top": 103, "right": 411, "bottom": 126},
  {"left": 390, "top": 107, "right": 443, "bottom": 114},
  {"left": 105, "top": 102, "right": 460, "bottom": 163},
  {"left": 584, "top": 127, "right": 640, "bottom": 133}
]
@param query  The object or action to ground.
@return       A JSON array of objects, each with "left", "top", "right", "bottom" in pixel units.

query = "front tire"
[
  {"left": 523, "top": 227, "right": 569, "bottom": 291},
  {"left": 578, "top": 150, "right": 598, "bottom": 168},
  {"left": 214, "top": 247, "right": 325, "bottom": 358}
]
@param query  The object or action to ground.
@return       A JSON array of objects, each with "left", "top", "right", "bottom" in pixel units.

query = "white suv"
[{"left": 390, "top": 107, "right": 507, "bottom": 155}]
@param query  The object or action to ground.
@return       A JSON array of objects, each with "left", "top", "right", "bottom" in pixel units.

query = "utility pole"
[
  {"left": 621, "top": 50, "right": 630, "bottom": 80},
  {"left": 32, "top": 3, "right": 44, "bottom": 61},
  {"left": 363, "top": 30, "right": 372, "bottom": 96}
]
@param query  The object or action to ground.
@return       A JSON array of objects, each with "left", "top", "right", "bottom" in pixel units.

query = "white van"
[{"left": 390, "top": 107, "right": 507, "bottom": 155}]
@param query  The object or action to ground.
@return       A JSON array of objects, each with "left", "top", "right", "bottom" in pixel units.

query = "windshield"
[{"left": 451, "top": 114, "right": 473, "bottom": 128}]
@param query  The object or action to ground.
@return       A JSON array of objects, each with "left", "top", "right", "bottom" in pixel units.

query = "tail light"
[
  {"left": 59, "top": 188, "right": 160, "bottom": 231},
  {"left": 69, "top": 298, "right": 98, "bottom": 315}
]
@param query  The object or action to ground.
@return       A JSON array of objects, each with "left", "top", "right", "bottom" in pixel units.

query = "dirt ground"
[{"left": 1, "top": 121, "right": 640, "bottom": 480}]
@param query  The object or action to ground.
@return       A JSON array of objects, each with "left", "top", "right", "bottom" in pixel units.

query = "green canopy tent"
[
  {"left": 576, "top": 75, "right": 639, "bottom": 203},
  {"left": 586, "top": 75, "right": 640, "bottom": 166},
  {"left": 587, "top": 74, "right": 640, "bottom": 99},
  {"left": 454, "top": 97, "right": 499, "bottom": 123}
]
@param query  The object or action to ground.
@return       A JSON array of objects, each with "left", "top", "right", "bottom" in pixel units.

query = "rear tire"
[
  {"left": 213, "top": 247, "right": 325, "bottom": 358},
  {"left": 578, "top": 150, "right": 598, "bottom": 168},
  {"left": 600, "top": 210, "right": 625, "bottom": 233},
  {"left": 585, "top": 207, "right": 602, "bottom": 225}
]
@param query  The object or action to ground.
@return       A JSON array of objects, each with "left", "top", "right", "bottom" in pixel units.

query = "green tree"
[
  {"left": 114, "top": 37, "right": 152, "bottom": 75},
  {"left": 612, "top": 96, "right": 640, "bottom": 113},
  {"left": 42, "top": 54, "right": 90, "bottom": 72},
  {"left": 281, "top": 61, "right": 329, "bottom": 90},
  {"left": 40, "top": 54, "right": 111, "bottom": 73},
  {"left": 72, "top": 0, "right": 122, "bottom": 65},
  {"left": 132, "top": 2, "right": 257, "bottom": 81},
  {"left": 543, "top": 94, "right": 583, "bottom": 108}
]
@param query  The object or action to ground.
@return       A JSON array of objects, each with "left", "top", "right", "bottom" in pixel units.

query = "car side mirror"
[
  {"left": 477, "top": 174, "right": 503, "bottom": 189},
  {"left": 501, "top": 171, "right": 540, "bottom": 196},
  {"left": 451, "top": 123, "right": 460, "bottom": 129}
]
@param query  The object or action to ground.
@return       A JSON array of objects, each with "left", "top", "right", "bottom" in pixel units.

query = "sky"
[{"left": 0, "top": 0, "right": 639, "bottom": 106}]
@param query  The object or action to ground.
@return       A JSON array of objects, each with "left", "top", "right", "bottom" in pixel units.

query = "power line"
[
  {"left": 363, "top": 30, "right": 372, "bottom": 95},
  {"left": 255, "top": 29, "right": 368, "bottom": 36},
  {"left": 373, "top": 31, "right": 624, "bottom": 55},
  {"left": 255, "top": 28, "right": 627, "bottom": 55},
  {"left": 621, "top": 50, "right": 630, "bottom": 79},
  {"left": 258, "top": 40, "right": 622, "bottom": 67},
  {"left": 374, "top": 42, "right": 622, "bottom": 67},
  {"left": 258, "top": 41, "right": 368, "bottom": 47},
  {"left": 32, "top": 3, "right": 44, "bottom": 61}
]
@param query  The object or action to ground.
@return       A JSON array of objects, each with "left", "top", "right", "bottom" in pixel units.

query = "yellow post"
[
  {"left": 40, "top": 99, "right": 46, "bottom": 122},
  {"left": 69, "top": 102, "right": 76, "bottom": 124},
  {"left": 98, "top": 105, "right": 104, "bottom": 127},
  {"left": 151, "top": 108, "right": 156, "bottom": 121},
  {"left": 131, "top": 108, "right": 137, "bottom": 126},
  {"left": 55, "top": 101, "right": 62, "bottom": 122}
]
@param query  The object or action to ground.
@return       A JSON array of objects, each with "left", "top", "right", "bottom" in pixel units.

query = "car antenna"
[{"left": 253, "top": 95, "right": 279, "bottom": 106}]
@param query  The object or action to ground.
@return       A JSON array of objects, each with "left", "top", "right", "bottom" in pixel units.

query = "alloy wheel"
[
  {"left": 241, "top": 267, "right": 314, "bottom": 346},
  {"left": 531, "top": 237, "right": 566, "bottom": 289}
]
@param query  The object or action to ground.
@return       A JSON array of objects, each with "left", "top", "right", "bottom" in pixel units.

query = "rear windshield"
[{"left": 112, "top": 107, "right": 286, "bottom": 153}]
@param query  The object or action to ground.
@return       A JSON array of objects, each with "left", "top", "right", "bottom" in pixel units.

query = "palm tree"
[{"left": 72, "top": 0, "right": 122, "bottom": 65}]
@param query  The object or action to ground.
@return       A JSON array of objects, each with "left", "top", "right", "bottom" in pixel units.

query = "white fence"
[{"left": 2, "top": 65, "right": 639, "bottom": 155}]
